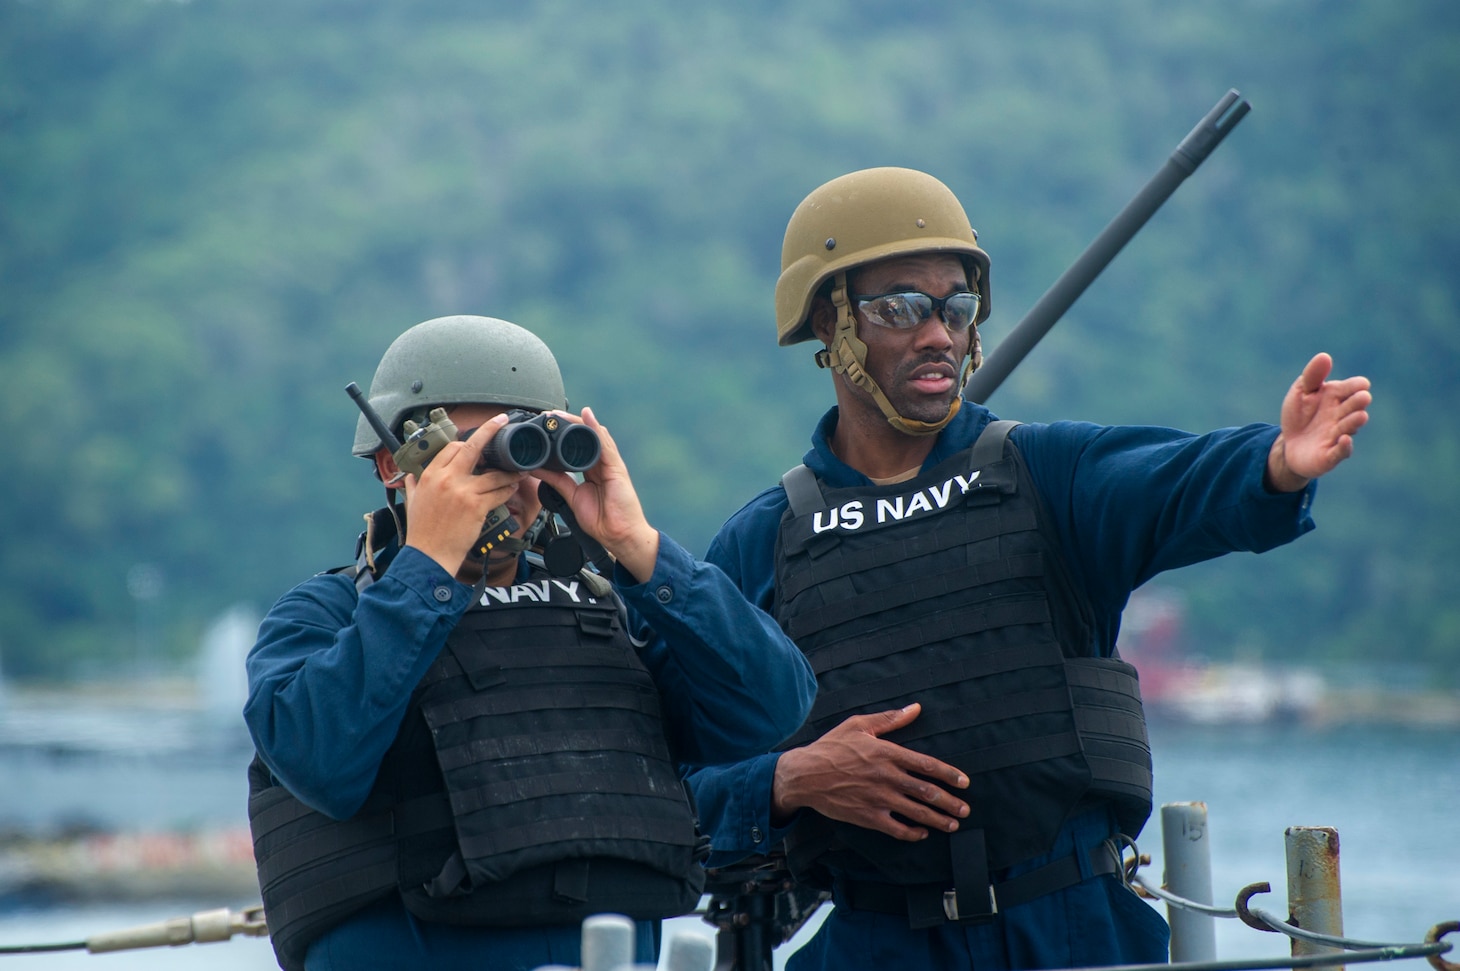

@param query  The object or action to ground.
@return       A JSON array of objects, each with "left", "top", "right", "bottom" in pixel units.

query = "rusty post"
[{"left": 1285, "top": 826, "right": 1345, "bottom": 971}]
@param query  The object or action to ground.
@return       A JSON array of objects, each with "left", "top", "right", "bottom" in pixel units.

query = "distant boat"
[
  {"left": 1143, "top": 662, "right": 1326, "bottom": 725},
  {"left": 0, "top": 604, "right": 257, "bottom": 759},
  {"left": 0, "top": 826, "right": 258, "bottom": 905},
  {"left": 1117, "top": 588, "right": 1326, "bottom": 725}
]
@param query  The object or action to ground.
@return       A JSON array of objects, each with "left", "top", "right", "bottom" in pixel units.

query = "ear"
[
  {"left": 809, "top": 296, "right": 837, "bottom": 345},
  {"left": 374, "top": 448, "right": 404, "bottom": 489}
]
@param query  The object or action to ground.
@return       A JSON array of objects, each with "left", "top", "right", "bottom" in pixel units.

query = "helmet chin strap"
[{"left": 813, "top": 272, "right": 975, "bottom": 437}]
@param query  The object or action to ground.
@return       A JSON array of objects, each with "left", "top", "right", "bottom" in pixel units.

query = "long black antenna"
[
  {"left": 965, "top": 89, "right": 1251, "bottom": 403},
  {"left": 346, "top": 381, "right": 403, "bottom": 452}
]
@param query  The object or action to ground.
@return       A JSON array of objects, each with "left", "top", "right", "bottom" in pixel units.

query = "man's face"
[{"left": 818, "top": 253, "right": 976, "bottom": 426}]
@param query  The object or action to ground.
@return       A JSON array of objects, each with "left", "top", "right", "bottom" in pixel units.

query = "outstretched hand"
[
  {"left": 1267, "top": 353, "right": 1372, "bottom": 492},
  {"left": 533, "top": 407, "right": 661, "bottom": 583},
  {"left": 771, "top": 704, "right": 970, "bottom": 842}
]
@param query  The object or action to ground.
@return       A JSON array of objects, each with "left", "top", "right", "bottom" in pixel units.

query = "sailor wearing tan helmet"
[{"left": 688, "top": 167, "right": 1371, "bottom": 971}]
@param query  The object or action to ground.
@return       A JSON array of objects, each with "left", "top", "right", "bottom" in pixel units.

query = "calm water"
[
  {"left": 0, "top": 717, "right": 1454, "bottom": 969},
  {"left": 1145, "top": 722, "right": 1459, "bottom": 959}
]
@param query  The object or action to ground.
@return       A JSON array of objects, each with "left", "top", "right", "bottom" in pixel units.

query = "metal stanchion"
[
  {"left": 581, "top": 914, "right": 636, "bottom": 971},
  {"left": 1286, "top": 827, "right": 1345, "bottom": 971},
  {"left": 1164, "top": 802, "right": 1219, "bottom": 962}
]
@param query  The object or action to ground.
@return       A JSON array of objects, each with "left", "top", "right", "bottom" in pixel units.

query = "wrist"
[
  {"left": 606, "top": 524, "right": 660, "bottom": 584},
  {"left": 403, "top": 540, "right": 466, "bottom": 579},
  {"left": 770, "top": 750, "right": 803, "bottom": 825},
  {"left": 1264, "top": 436, "right": 1311, "bottom": 494}
]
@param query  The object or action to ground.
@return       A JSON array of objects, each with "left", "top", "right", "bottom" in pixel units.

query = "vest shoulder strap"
[
  {"left": 335, "top": 505, "right": 405, "bottom": 593},
  {"left": 781, "top": 463, "right": 825, "bottom": 518},
  {"left": 968, "top": 419, "right": 1021, "bottom": 469}
]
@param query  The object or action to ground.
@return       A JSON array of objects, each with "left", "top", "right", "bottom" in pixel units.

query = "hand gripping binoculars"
[
  {"left": 347, "top": 382, "right": 601, "bottom": 479},
  {"left": 347, "top": 382, "right": 601, "bottom": 558},
  {"left": 395, "top": 407, "right": 601, "bottom": 478}
]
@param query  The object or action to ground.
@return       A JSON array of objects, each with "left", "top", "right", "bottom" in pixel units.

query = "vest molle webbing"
[
  {"left": 249, "top": 563, "right": 705, "bottom": 971},
  {"left": 772, "top": 420, "right": 1151, "bottom": 895}
]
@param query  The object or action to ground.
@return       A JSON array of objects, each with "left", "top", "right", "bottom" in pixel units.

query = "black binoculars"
[
  {"left": 393, "top": 407, "right": 600, "bottom": 477},
  {"left": 347, "top": 382, "right": 601, "bottom": 479},
  {"left": 476, "top": 409, "right": 601, "bottom": 474}
]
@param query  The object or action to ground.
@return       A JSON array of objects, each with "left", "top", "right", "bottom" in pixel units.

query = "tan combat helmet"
[{"left": 775, "top": 167, "right": 991, "bottom": 435}]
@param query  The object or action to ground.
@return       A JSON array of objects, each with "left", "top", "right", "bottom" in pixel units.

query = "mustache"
[{"left": 894, "top": 353, "right": 961, "bottom": 377}]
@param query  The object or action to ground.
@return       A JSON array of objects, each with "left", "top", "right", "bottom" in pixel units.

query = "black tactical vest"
[
  {"left": 249, "top": 559, "right": 705, "bottom": 971},
  {"left": 773, "top": 421, "right": 1152, "bottom": 890}
]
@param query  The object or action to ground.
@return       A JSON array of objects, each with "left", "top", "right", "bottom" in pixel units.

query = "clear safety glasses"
[{"left": 852, "top": 290, "right": 982, "bottom": 332}]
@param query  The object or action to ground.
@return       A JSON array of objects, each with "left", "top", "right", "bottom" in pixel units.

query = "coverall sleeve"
[
  {"left": 614, "top": 532, "right": 815, "bottom": 767},
  {"left": 685, "top": 753, "right": 804, "bottom": 867},
  {"left": 243, "top": 546, "right": 472, "bottom": 819},
  {"left": 681, "top": 502, "right": 805, "bottom": 866},
  {"left": 1015, "top": 420, "right": 1316, "bottom": 618}
]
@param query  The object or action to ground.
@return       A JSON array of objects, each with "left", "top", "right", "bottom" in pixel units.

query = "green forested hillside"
[{"left": 2, "top": 0, "right": 1457, "bottom": 682}]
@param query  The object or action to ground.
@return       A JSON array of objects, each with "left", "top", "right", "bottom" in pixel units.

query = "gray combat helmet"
[{"left": 352, "top": 315, "right": 569, "bottom": 457}]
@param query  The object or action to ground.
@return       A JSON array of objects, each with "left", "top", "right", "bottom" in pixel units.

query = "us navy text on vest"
[{"left": 810, "top": 470, "right": 983, "bottom": 534}]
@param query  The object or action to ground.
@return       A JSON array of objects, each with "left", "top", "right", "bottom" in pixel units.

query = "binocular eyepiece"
[{"left": 479, "top": 410, "right": 601, "bottom": 474}]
